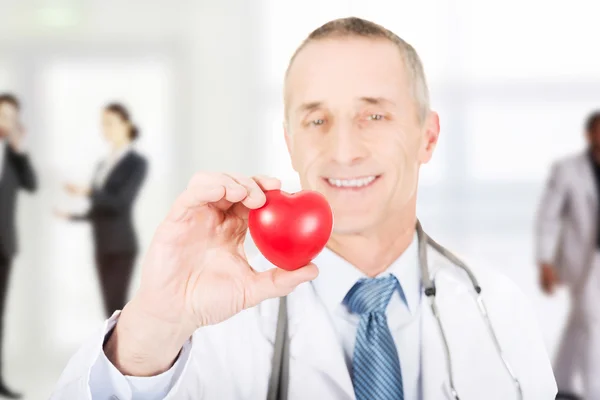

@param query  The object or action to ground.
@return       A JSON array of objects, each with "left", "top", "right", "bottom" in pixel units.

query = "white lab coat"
[{"left": 50, "top": 244, "right": 556, "bottom": 400}]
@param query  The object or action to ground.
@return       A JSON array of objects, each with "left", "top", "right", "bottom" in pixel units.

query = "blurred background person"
[
  {"left": 55, "top": 103, "right": 148, "bottom": 319},
  {"left": 535, "top": 111, "right": 600, "bottom": 400},
  {"left": 0, "top": 93, "right": 37, "bottom": 399}
]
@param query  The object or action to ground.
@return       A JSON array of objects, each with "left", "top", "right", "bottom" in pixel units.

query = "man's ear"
[{"left": 420, "top": 111, "right": 440, "bottom": 164}]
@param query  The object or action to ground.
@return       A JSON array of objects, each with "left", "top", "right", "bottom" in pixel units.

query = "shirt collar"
[{"left": 311, "top": 232, "right": 421, "bottom": 315}]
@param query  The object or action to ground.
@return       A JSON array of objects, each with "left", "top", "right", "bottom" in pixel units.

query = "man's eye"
[
  {"left": 367, "top": 114, "right": 384, "bottom": 121},
  {"left": 311, "top": 119, "right": 325, "bottom": 126}
]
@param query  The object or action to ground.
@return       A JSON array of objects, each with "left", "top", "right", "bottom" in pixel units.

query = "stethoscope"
[
  {"left": 416, "top": 220, "right": 523, "bottom": 400},
  {"left": 266, "top": 220, "right": 523, "bottom": 400}
]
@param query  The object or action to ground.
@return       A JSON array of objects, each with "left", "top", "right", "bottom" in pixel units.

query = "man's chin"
[{"left": 331, "top": 215, "right": 378, "bottom": 236}]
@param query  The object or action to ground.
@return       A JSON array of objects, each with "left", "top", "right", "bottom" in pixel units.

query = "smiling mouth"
[{"left": 323, "top": 175, "right": 381, "bottom": 189}]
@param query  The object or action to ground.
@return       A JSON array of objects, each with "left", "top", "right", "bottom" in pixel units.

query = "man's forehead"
[{"left": 285, "top": 37, "right": 408, "bottom": 112}]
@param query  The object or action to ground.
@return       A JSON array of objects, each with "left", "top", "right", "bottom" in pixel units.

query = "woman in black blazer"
[{"left": 57, "top": 103, "right": 148, "bottom": 318}]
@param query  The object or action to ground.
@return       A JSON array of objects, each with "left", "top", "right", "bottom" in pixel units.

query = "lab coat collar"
[
  {"left": 311, "top": 231, "right": 421, "bottom": 315},
  {"left": 420, "top": 289, "right": 452, "bottom": 399}
]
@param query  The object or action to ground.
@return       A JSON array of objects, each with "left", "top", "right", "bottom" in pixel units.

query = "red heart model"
[{"left": 248, "top": 189, "right": 334, "bottom": 271}]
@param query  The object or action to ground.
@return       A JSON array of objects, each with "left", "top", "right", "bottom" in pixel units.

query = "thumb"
[{"left": 246, "top": 263, "right": 319, "bottom": 307}]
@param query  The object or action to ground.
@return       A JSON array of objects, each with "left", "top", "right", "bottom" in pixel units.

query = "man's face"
[
  {"left": 285, "top": 37, "right": 439, "bottom": 235},
  {"left": 0, "top": 102, "right": 18, "bottom": 138}
]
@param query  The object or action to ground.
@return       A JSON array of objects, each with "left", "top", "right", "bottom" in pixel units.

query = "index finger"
[
  {"left": 228, "top": 175, "right": 283, "bottom": 220},
  {"left": 252, "top": 175, "right": 282, "bottom": 192}
]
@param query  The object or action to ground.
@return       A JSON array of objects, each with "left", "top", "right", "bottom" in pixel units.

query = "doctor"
[{"left": 51, "top": 17, "right": 556, "bottom": 400}]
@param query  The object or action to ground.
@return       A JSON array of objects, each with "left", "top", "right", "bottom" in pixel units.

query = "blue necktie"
[{"left": 344, "top": 275, "right": 404, "bottom": 400}]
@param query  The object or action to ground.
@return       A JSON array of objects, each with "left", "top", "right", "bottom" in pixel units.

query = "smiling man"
[{"left": 50, "top": 17, "right": 556, "bottom": 400}]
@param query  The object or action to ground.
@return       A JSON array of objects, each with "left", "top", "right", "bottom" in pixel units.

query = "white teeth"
[{"left": 326, "top": 176, "right": 376, "bottom": 188}]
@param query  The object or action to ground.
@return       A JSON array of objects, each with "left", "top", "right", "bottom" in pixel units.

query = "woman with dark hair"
[{"left": 56, "top": 103, "right": 148, "bottom": 318}]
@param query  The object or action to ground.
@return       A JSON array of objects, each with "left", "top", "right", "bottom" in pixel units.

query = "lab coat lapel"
[
  {"left": 420, "top": 293, "right": 453, "bottom": 400},
  {"left": 287, "top": 284, "right": 355, "bottom": 399},
  {"left": 419, "top": 251, "right": 519, "bottom": 400}
]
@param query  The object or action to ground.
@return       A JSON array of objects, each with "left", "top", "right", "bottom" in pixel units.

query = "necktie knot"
[{"left": 344, "top": 274, "right": 399, "bottom": 315}]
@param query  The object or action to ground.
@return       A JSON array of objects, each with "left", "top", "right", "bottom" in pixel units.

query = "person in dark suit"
[
  {"left": 56, "top": 103, "right": 147, "bottom": 319},
  {"left": 0, "top": 93, "right": 36, "bottom": 399}
]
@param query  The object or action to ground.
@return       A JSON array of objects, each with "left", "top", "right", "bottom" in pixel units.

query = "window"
[
  {"left": 465, "top": 99, "right": 592, "bottom": 181},
  {"left": 459, "top": 0, "right": 600, "bottom": 81}
]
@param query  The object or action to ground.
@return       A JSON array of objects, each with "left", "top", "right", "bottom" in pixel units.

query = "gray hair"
[{"left": 284, "top": 17, "right": 431, "bottom": 124}]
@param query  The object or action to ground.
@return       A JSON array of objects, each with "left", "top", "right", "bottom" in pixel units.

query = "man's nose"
[{"left": 327, "top": 122, "right": 368, "bottom": 166}]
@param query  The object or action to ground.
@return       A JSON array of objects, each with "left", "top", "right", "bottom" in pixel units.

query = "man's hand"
[
  {"left": 64, "top": 183, "right": 91, "bottom": 197},
  {"left": 104, "top": 172, "right": 319, "bottom": 377},
  {"left": 539, "top": 263, "right": 560, "bottom": 295}
]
